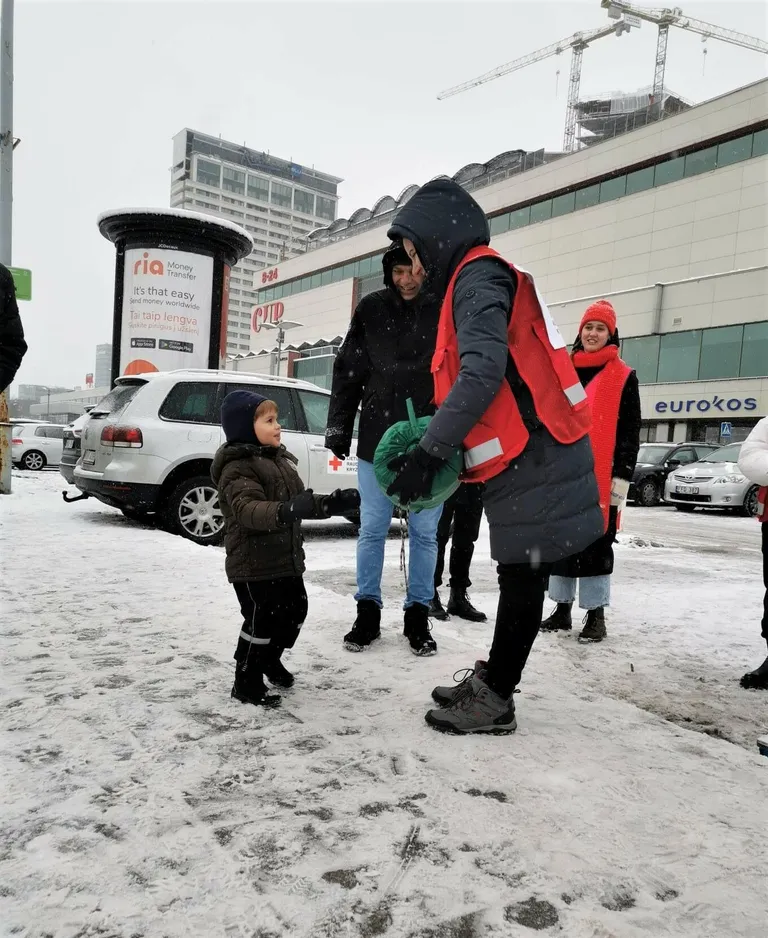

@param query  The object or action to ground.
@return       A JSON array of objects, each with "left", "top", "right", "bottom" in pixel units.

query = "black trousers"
[
  {"left": 232, "top": 577, "right": 308, "bottom": 664},
  {"left": 485, "top": 561, "right": 553, "bottom": 699},
  {"left": 434, "top": 483, "right": 484, "bottom": 592},
  {"left": 762, "top": 523, "right": 768, "bottom": 646}
]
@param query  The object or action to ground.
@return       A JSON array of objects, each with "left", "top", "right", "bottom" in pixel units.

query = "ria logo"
[{"left": 133, "top": 252, "right": 165, "bottom": 276}]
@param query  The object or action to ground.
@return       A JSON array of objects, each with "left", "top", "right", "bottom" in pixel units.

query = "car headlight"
[{"left": 714, "top": 475, "right": 746, "bottom": 484}]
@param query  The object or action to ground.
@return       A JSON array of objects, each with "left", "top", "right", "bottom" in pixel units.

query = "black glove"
[
  {"left": 322, "top": 488, "right": 361, "bottom": 517},
  {"left": 278, "top": 489, "right": 317, "bottom": 525},
  {"left": 386, "top": 446, "right": 444, "bottom": 506},
  {"left": 326, "top": 439, "right": 349, "bottom": 461}
]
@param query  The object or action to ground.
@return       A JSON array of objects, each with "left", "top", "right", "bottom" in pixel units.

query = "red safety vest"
[
  {"left": 758, "top": 486, "right": 768, "bottom": 523},
  {"left": 583, "top": 356, "right": 633, "bottom": 530},
  {"left": 432, "top": 246, "right": 591, "bottom": 483}
]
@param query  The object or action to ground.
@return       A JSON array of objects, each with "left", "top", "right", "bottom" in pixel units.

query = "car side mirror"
[{"left": 666, "top": 458, "right": 681, "bottom": 469}]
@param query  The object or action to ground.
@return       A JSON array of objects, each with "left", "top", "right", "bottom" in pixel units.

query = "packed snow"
[{"left": 2, "top": 471, "right": 767, "bottom": 938}]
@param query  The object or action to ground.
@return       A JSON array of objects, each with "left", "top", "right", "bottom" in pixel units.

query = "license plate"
[
  {"left": 676, "top": 485, "right": 699, "bottom": 495},
  {"left": 82, "top": 450, "right": 96, "bottom": 466},
  {"left": 64, "top": 439, "right": 74, "bottom": 449}
]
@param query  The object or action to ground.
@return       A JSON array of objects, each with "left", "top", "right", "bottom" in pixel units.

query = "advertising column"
[{"left": 98, "top": 209, "right": 252, "bottom": 385}]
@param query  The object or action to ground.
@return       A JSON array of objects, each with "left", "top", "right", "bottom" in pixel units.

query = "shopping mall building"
[{"left": 233, "top": 78, "right": 767, "bottom": 445}]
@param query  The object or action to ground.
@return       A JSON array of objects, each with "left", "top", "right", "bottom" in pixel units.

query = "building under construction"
[{"left": 576, "top": 85, "right": 692, "bottom": 147}]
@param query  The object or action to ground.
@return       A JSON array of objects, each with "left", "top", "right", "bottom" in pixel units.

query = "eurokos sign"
[{"left": 655, "top": 395, "right": 758, "bottom": 415}]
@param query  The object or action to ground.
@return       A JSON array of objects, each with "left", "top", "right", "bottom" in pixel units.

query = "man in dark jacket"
[
  {"left": 0, "top": 263, "right": 27, "bottom": 392},
  {"left": 325, "top": 243, "right": 442, "bottom": 657},
  {"left": 386, "top": 178, "right": 603, "bottom": 734}
]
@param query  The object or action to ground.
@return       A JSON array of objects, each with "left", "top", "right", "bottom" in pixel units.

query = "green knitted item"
[{"left": 373, "top": 399, "right": 462, "bottom": 513}]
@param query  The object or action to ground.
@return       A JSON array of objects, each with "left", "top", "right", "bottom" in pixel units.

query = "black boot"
[
  {"left": 541, "top": 602, "right": 573, "bottom": 632},
  {"left": 262, "top": 646, "right": 294, "bottom": 688},
  {"left": 343, "top": 600, "right": 382, "bottom": 652},
  {"left": 740, "top": 654, "right": 768, "bottom": 689},
  {"left": 578, "top": 608, "right": 607, "bottom": 643},
  {"left": 231, "top": 657, "right": 281, "bottom": 707},
  {"left": 428, "top": 591, "right": 449, "bottom": 621},
  {"left": 446, "top": 588, "right": 487, "bottom": 622},
  {"left": 404, "top": 603, "right": 438, "bottom": 657}
]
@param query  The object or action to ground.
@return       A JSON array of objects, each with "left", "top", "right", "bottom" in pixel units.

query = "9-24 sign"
[{"left": 261, "top": 268, "right": 279, "bottom": 284}]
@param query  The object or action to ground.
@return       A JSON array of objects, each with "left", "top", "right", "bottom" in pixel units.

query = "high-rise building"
[
  {"left": 170, "top": 129, "right": 342, "bottom": 356},
  {"left": 95, "top": 343, "right": 112, "bottom": 389}
]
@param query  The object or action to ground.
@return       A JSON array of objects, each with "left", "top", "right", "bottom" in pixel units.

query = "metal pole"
[
  {"left": 0, "top": 0, "right": 14, "bottom": 496},
  {"left": 276, "top": 327, "right": 284, "bottom": 377}
]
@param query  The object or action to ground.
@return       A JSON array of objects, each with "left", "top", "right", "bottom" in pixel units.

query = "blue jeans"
[
  {"left": 355, "top": 459, "right": 442, "bottom": 609},
  {"left": 548, "top": 574, "right": 611, "bottom": 610}
]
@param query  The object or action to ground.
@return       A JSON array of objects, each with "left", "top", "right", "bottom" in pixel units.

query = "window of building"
[
  {"left": 341, "top": 262, "right": 356, "bottom": 280},
  {"left": 740, "top": 321, "right": 768, "bottom": 377},
  {"left": 321, "top": 268, "right": 334, "bottom": 286},
  {"left": 574, "top": 184, "right": 600, "bottom": 211},
  {"left": 271, "top": 182, "right": 292, "bottom": 207},
  {"left": 530, "top": 199, "right": 552, "bottom": 224},
  {"left": 294, "top": 189, "right": 315, "bottom": 215},
  {"left": 626, "top": 166, "right": 655, "bottom": 195},
  {"left": 698, "top": 324, "right": 744, "bottom": 379},
  {"left": 753, "top": 128, "right": 768, "bottom": 158},
  {"left": 551, "top": 191, "right": 575, "bottom": 218},
  {"left": 222, "top": 167, "right": 245, "bottom": 195},
  {"left": 196, "top": 159, "right": 221, "bottom": 187},
  {"left": 508, "top": 206, "right": 531, "bottom": 229},
  {"left": 654, "top": 155, "right": 684, "bottom": 187},
  {"left": 159, "top": 382, "right": 219, "bottom": 424},
  {"left": 657, "top": 330, "right": 701, "bottom": 382},
  {"left": 293, "top": 358, "right": 336, "bottom": 392},
  {"left": 247, "top": 174, "right": 270, "bottom": 202},
  {"left": 310, "top": 272, "right": 322, "bottom": 289},
  {"left": 717, "top": 136, "right": 753, "bottom": 168},
  {"left": 621, "top": 334, "right": 660, "bottom": 384},
  {"left": 316, "top": 196, "right": 335, "bottom": 220},
  {"left": 357, "top": 272, "right": 383, "bottom": 299},
  {"left": 490, "top": 213, "right": 510, "bottom": 236},
  {"left": 600, "top": 175, "right": 627, "bottom": 202},
  {"left": 238, "top": 344, "right": 249, "bottom": 350},
  {"left": 684, "top": 145, "right": 717, "bottom": 178}
]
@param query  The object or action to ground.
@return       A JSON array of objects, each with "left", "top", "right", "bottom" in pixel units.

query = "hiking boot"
[
  {"left": 431, "top": 660, "right": 487, "bottom": 706},
  {"left": 740, "top": 654, "right": 768, "bottom": 690},
  {"left": 578, "top": 608, "right": 607, "bottom": 643},
  {"left": 425, "top": 674, "right": 517, "bottom": 734},
  {"left": 446, "top": 588, "right": 487, "bottom": 622},
  {"left": 428, "top": 591, "right": 450, "bottom": 621},
  {"left": 344, "top": 600, "right": 381, "bottom": 652},
  {"left": 231, "top": 662, "right": 281, "bottom": 708},
  {"left": 262, "top": 646, "right": 294, "bottom": 688},
  {"left": 404, "top": 603, "right": 437, "bottom": 657},
  {"left": 541, "top": 602, "right": 573, "bottom": 632}
]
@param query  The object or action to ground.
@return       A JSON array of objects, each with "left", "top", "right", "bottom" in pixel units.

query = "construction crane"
[
  {"left": 602, "top": 2, "right": 768, "bottom": 111},
  {"left": 437, "top": 19, "right": 637, "bottom": 153}
]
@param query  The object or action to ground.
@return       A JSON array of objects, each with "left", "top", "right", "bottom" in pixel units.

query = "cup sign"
[{"left": 252, "top": 301, "right": 285, "bottom": 333}]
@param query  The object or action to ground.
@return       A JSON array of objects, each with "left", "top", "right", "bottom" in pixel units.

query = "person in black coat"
[
  {"left": 325, "top": 243, "right": 443, "bottom": 657},
  {"left": 542, "top": 300, "right": 641, "bottom": 642},
  {"left": 0, "top": 263, "right": 27, "bottom": 393}
]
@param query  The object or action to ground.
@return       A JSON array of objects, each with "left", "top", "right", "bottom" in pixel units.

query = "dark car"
[
  {"left": 59, "top": 409, "right": 92, "bottom": 486},
  {"left": 629, "top": 442, "right": 719, "bottom": 507}
]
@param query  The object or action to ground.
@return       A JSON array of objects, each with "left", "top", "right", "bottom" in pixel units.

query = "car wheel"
[
  {"left": 743, "top": 485, "right": 759, "bottom": 518},
  {"left": 637, "top": 479, "right": 660, "bottom": 507},
  {"left": 674, "top": 504, "right": 696, "bottom": 513},
  {"left": 164, "top": 474, "right": 224, "bottom": 546},
  {"left": 21, "top": 450, "right": 46, "bottom": 471}
]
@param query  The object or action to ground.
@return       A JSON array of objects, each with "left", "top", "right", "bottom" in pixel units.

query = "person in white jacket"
[{"left": 737, "top": 416, "right": 768, "bottom": 690}]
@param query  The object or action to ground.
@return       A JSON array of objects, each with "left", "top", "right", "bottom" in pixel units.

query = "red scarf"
[{"left": 572, "top": 344, "right": 631, "bottom": 530}]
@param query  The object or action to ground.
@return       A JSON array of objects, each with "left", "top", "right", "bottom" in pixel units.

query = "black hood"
[
  {"left": 387, "top": 178, "right": 490, "bottom": 298},
  {"left": 382, "top": 241, "right": 411, "bottom": 290}
]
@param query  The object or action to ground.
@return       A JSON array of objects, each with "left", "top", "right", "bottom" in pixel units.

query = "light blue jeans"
[
  {"left": 548, "top": 574, "right": 611, "bottom": 610},
  {"left": 355, "top": 459, "right": 442, "bottom": 609}
]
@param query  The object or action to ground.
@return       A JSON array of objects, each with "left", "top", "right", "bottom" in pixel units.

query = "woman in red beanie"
[{"left": 541, "top": 299, "right": 641, "bottom": 642}]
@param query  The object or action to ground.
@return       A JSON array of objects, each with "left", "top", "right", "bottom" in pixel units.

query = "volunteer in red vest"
[
  {"left": 541, "top": 300, "right": 641, "bottom": 643},
  {"left": 737, "top": 417, "right": 768, "bottom": 690},
  {"left": 385, "top": 178, "right": 603, "bottom": 735}
]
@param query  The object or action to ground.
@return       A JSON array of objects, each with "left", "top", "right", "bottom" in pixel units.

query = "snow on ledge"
[{"left": 97, "top": 207, "right": 253, "bottom": 249}]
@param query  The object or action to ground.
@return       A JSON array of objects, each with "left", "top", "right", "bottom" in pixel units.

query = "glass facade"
[
  {"left": 740, "top": 322, "right": 768, "bottom": 378},
  {"left": 293, "top": 353, "right": 337, "bottom": 391},
  {"left": 620, "top": 334, "right": 660, "bottom": 385},
  {"left": 257, "top": 127, "right": 766, "bottom": 306},
  {"left": 294, "top": 189, "right": 315, "bottom": 215},
  {"left": 222, "top": 167, "right": 245, "bottom": 194},
  {"left": 271, "top": 182, "right": 292, "bottom": 208},
  {"left": 196, "top": 158, "right": 221, "bottom": 187},
  {"left": 698, "top": 325, "right": 743, "bottom": 380},
  {"left": 247, "top": 174, "right": 270, "bottom": 202}
]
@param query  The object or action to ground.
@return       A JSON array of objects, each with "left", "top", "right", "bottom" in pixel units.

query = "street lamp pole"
[{"left": 0, "top": 0, "right": 14, "bottom": 496}]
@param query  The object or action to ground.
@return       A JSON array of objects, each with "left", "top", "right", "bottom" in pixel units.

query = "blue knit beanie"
[{"left": 221, "top": 389, "right": 268, "bottom": 444}]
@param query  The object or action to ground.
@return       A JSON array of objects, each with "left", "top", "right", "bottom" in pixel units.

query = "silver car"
[{"left": 664, "top": 442, "right": 759, "bottom": 516}]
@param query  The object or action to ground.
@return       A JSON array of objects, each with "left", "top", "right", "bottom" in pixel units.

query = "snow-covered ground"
[{"left": 2, "top": 471, "right": 767, "bottom": 938}]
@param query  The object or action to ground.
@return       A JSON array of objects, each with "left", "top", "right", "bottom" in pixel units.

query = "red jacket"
[
  {"left": 758, "top": 488, "right": 767, "bottom": 522},
  {"left": 432, "top": 246, "right": 591, "bottom": 483}
]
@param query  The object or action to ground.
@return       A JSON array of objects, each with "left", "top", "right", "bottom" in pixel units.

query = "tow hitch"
[{"left": 62, "top": 489, "right": 90, "bottom": 504}]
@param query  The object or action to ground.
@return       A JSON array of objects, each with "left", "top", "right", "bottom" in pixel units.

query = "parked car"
[
  {"left": 629, "top": 441, "right": 719, "bottom": 507},
  {"left": 60, "top": 410, "right": 93, "bottom": 485},
  {"left": 72, "top": 369, "right": 359, "bottom": 545},
  {"left": 664, "top": 442, "right": 758, "bottom": 516},
  {"left": 11, "top": 423, "right": 68, "bottom": 470}
]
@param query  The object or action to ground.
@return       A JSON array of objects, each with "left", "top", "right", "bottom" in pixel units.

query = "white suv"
[{"left": 73, "top": 369, "right": 358, "bottom": 545}]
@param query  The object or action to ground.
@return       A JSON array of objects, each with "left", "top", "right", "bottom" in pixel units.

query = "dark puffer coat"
[
  {"left": 211, "top": 443, "right": 327, "bottom": 582},
  {"left": 325, "top": 245, "right": 440, "bottom": 463},
  {"left": 550, "top": 344, "right": 641, "bottom": 578},
  {"left": 0, "top": 263, "right": 27, "bottom": 392},
  {"left": 388, "top": 178, "right": 603, "bottom": 566}
]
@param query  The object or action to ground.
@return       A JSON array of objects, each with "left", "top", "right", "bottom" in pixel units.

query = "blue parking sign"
[{"left": 720, "top": 421, "right": 732, "bottom": 439}]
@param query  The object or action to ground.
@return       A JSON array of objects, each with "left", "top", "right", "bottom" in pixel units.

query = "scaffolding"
[{"left": 575, "top": 85, "right": 692, "bottom": 146}]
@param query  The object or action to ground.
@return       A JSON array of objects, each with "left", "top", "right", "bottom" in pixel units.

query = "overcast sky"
[{"left": 10, "top": 0, "right": 768, "bottom": 390}]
